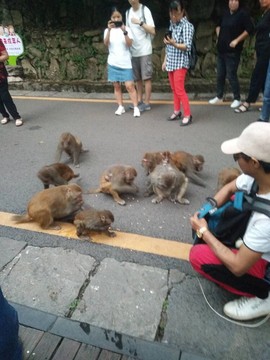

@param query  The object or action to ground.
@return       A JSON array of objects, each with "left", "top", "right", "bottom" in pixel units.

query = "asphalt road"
[{"left": 0, "top": 92, "right": 260, "bottom": 267}]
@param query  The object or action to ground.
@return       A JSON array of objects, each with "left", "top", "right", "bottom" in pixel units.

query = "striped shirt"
[{"left": 165, "top": 17, "right": 194, "bottom": 71}]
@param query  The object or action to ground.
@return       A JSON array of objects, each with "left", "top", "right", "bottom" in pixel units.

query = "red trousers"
[
  {"left": 189, "top": 244, "right": 269, "bottom": 298},
  {"left": 168, "top": 68, "right": 191, "bottom": 117}
]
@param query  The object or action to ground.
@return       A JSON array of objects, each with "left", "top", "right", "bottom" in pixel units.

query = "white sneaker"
[
  {"left": 133, "top": 106, "right": 140, "bottom": 117},
  {"left": 230, "top": 100, "right": 241, "bottom": 109},
  {"left": 15, "top": 118, "right": 23, "bottom": 127},
  {"left": 1, "top": 117, "right": 10, "bottom": 124},
  {"left": 223, "top": 292, "right": 270, "bottom": 320},
  {"left": 209, "top": 97, "right": 223, "bottom": 105},
  {"left": 115, "top": 105, "right": 125, "bottom": 116}
]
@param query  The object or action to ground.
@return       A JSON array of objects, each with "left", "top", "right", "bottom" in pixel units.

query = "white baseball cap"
[{"left": 221, "top": 122, "right": 270, "bottom": 162}]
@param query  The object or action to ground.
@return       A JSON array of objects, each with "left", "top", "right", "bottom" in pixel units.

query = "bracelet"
[
  {"left": 123, "top": 30, "right": 128, "bottom": 36},
  {"left": 206, "top": 197, "right": 217, "bottom": 207},
  {"left": 140, "top": 21, "right": 144, "bottom": 26}
]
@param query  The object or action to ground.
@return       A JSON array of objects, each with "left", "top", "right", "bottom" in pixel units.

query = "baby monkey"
[
  {"left": 74, "top": 208, "right": 116, "bottom": 240},
  {"left": 37, "top": 163, "right": 80, "bottom": 189}
]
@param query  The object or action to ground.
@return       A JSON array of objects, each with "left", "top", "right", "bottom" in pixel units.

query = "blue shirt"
[{"left": 165, "top": 17, "right": 194, "bottom": 71}]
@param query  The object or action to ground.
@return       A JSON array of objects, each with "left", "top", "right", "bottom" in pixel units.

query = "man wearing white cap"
[{"left": 189, "top": 122, "right": 270, "bottom": 321}]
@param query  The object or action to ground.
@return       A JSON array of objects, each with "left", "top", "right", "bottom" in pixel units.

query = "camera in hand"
[
  {"left": 165, "top": 30, "right": 172, "bottom": 39},
  {"left": 113, "top": 21, "right": 123, "bottom": 27}
]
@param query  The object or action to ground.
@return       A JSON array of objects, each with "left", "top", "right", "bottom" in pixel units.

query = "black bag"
[
  {"left": 189, "top": 39, "right": 197, "bottom": 71},
  {"left": 194, "top": 181, "right": 270, "bottom": 247}
]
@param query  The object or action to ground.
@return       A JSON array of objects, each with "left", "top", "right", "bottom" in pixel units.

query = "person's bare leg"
[
  {"left": 114, "top": 82, "right": 123, "bottom": 105},
  {"left": 136, "top": 80, "right": 143, "bottom": 103},
  {"left": 125, "top": 81, "right": 138, "bottom": 107},
  {"left": 144, "top": 78, "right": 152, "bottom": 105}
]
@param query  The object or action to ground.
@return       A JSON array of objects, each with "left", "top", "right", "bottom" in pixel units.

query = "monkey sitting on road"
[
  {"left": 74, "top": 208, "right": 116, "bottom": 240},
  {"left": 37, "top": 163, "right": 80, "bottom": 189},
  {"left": 217, "top": 167, "right": 241, "bottom": 191},
  {"left": 145, "top": 151, "right": 189, "bottom": 204},
  {"left": 89, "top": 165, "right": 139, "bottom": 205},
  {"left": 142, "top": 150, "right": 205, "bottom": 187},
  {"left": 55, "top": 132, "right": 88, "bottom": 167},
  {"left": 12, "top": 184, "right": 83, "bottom": 230}
]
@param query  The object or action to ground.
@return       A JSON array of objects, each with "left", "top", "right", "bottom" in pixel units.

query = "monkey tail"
[{"left": 12, "top": 214, "right": 32, "bottom": 224}]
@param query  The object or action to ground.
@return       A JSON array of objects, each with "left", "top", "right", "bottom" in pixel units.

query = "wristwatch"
[
  {"left": 123, "top": 30, "right": 128, "bottom": 36},
  {"left": 139, "top": 21, "right": 144, "bottom": 26},
  {"left": 196, "top": 226, "right": 208, "bottom": 239}
]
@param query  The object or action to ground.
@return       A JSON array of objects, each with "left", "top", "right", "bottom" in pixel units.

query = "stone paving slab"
[
  {"left": 0, "top": 246, "right": 96, "bottom": 316},
  {"left": 0, "top": 237, "right": 27, "bottom": 270},
  {"left": 163, "top": 276, "right": 270, "bottom": 360},
  {"left": 72, "top": 258, "right": 168, "bottom": 341}
]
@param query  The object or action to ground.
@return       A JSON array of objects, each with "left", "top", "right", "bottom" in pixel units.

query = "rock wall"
[{"left": 0, "top": 0, "right": 260, "bottom": 87}]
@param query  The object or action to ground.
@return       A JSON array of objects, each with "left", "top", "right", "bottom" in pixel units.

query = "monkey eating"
[
  {"left": 37, "top": 163, "right": 80, "bottom": 189},
  {"left": 145, "top": 151, "right": 189, "bottom": 204},
  {"left": 12, "top": 184, "right": 83, "bottom": 230},
  {"left": 55, "top": 132, "right": 88, "bottom": 167},
  {"left": 89, "top": 165, "right": 139, "bottom": 205},
  {"left": 74, "top": 208, "right": 116, "bottom": 240}
]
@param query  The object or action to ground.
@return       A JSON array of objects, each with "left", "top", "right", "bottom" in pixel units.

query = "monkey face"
[{"left": 124, "top": 168, "right": 137, "bottom": 184}]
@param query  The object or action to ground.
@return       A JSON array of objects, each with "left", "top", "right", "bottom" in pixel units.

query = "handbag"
[
  {"left": 194, "top": 181, "right": 270, "bottom": 247},
  {"left": 189, "top": 38, "right": 197, "bottom": 71}
]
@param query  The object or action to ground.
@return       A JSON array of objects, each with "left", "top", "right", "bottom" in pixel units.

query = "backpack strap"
[{"left": 243, "top": 180, "right": 270, "bottom": 217}]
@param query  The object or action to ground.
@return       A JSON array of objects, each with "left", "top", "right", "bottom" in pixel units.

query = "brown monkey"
[
  {"left": 217, "top": 167, "right": 242, "bottom": 191},
  {"left": 37, "top": 163, "right": 80, "bottom": 189},
  {"left": 74, "top": 208, "right": 116, "bottom": 240},
  {"left": 141, "top": 151, "right": 164, "bottom": 174},
  {"left": 12, "top": 184, "right": 83, "bottom": 230},
  {"left": 89, "top": 165, "right": 139, "bottom": 205},
  {"left": 55, "top": 132, "right": 88, "bottom": 167},
  {"left": 170, "top": 151, "right": 205, "bottom": 187},
  {"left": 145, "top": 151, "right": 189, "bottom": 204}
]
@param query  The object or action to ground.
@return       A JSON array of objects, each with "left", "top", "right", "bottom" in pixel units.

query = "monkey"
[
  {"left": 217, "top": 167, "right": 242, "bottom": 191},
  {"left": 170, "top": 151, "right": 206, "bottom": 187},
  {"left": 12, "top": 184, "right": 83, "bottom": 230},
  {"left": 89, "top": 165, "right": 139, "bottom": 205},
  {"left": 74, "top": 208, "right": 116, "bottom": 240},
  {"left": 141, "top": 151, "right": 163, "bottom": 174},
  {"left": 37, "top": 163, "right": 80, "bottom": 189},
  {"left": 145, "top": 151, "right": 189, "bottom": 204},
  {"left": 55, "top": 132, "right": 88, "bottom": 167},
  {"left": 141, "top": 150, "right": 205, "bottom": 187}
]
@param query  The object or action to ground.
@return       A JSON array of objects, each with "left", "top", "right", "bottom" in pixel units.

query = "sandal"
[
  {"left": 180, "top": 115, "right": 192, "bottom": 127},
  {"left": 234, "top": 103, "right": 249, "bottom": 113},
  {"left": 167, "top": 111, "right": 182, "bottom": 121}
]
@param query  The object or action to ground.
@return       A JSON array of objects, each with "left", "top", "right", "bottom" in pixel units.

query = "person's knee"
[{"left": 189, "top": 244, "right": 205, "bottom": 271}]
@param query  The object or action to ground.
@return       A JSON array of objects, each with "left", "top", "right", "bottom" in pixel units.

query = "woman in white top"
[{"left": 104, "top": 7, "right": 140, "bottom": 117}]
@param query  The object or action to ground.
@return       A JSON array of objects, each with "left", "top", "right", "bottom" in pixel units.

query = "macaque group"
[
  {"left": 144, "top": 151, "right": 189, "bottom": 204},
  {"left": 37, "top": 163, "right": 79, "bottom": 189},
  {"left": 15, "top": 131, "right": 214, "bottom": 239},
  {"left": 142, "top": 150, "right": 205, "bottom": 187},
  {"left": 12, "top": 184, "right": 83, "bottom": 230},
  {"left": 74, "top": 208, "right": 116, "bottom": 240},
  {"left": 89, "top": 165, "right": 139, "bottom": 205},
  {"left": 55, "top": 132, "right": 88, "bottom": 167},
  {"left": 217, "top": 167, "right": 242, "bottom": 191}
]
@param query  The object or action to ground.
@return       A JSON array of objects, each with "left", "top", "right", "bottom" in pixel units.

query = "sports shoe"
[
  {"left": 133, "top": 106, "right": 140, "bottom": 117},
  {"left": 115, "top": 105, "right": 125, "bottom": 116},
  {"left": 230, "top": 100, "right": 241, "bottom": 109},
  {"left": 15, "top": 118, "right": 23, "bottom": 127},
  {"left": 1, "top": 117, "right": 10, "bottom": 124},
  {"left": 139, "top": 102, "right": 151, "bottom": 112},
  {"left": 129, "top": 101, "right": 143, "bottom": 110},
  {"left": 209, "top": 97, "right": 223, "bottom": 105},
  {"left": 223, "top": 292, "right": 270, "bottom": 320}
]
